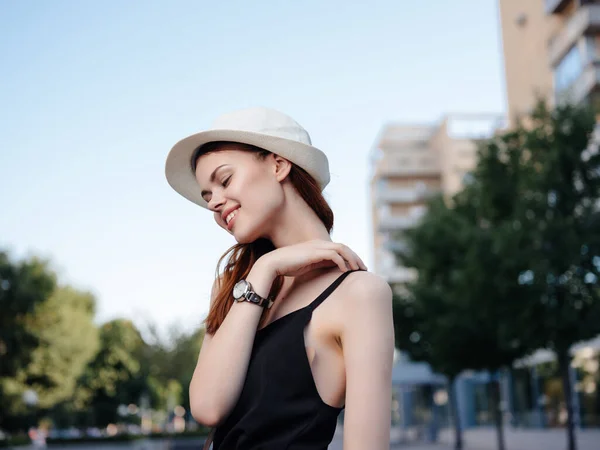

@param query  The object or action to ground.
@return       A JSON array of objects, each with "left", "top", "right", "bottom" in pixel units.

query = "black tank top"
[{"left": 212, "top": 270, "right": 360, "bottom": 449}]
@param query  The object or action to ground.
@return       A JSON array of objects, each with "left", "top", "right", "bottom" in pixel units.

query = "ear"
[{"left": 272, "top": 154, "right": 292, "bottom": 183}]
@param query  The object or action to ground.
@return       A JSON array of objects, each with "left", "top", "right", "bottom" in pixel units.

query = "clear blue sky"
[{"left": 0, "top": 0, "right": 507, "bottom": 333}]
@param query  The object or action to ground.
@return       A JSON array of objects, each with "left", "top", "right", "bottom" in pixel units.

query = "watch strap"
[{"left": 244, "top": 291, "right": 274, "bottom": 309}]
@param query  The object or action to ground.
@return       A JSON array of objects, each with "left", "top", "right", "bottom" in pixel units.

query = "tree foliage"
[
  {"left": 0, "top": 249, "right": 206, "bottom": 433},
  {"left": 6, "top": 286, "right": 99, "bottom": 409},
  {"left": 392, "top": 100, "right": 600, "bottom": 450},
  {"left": 76, "top": 319, "right": 146, "bottom": 426},
  {"left": 0, "top": 253, "right": 100, "bottom": 432},
  {"left": 515, "top": 101, "right": 600, "bottom": 353},
  {"left": 0, "top": 252, "right": 56, "bottom": 378}
]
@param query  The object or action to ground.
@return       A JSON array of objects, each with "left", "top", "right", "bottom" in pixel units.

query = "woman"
[{"left": 165, "top": 107, "right": 394, "bottom": 449}]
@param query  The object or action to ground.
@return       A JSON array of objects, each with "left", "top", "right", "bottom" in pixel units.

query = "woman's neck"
[{"left": 267, "top": 195, "right": 331, "bottom": 248}]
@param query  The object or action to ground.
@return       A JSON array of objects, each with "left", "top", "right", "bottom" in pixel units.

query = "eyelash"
[{"left": 203, "top": 176, "right": 231, "bottom": 203}]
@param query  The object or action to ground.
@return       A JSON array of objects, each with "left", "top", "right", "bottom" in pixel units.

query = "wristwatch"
[{"left": 232, "top": 280, "right": 274, "bottom": 309}]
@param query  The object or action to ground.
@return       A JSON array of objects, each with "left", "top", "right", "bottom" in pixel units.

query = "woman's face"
[{"left": 195, "top": 144, "right": 288, "bottom": 243}]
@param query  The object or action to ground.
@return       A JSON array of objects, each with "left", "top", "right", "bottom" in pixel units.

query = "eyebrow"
[{"left": 200, "top": 164, "right": 230, "bottom": 198}]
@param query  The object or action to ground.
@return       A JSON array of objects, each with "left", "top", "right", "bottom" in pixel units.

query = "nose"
[{"left": 207, "top": 192, "right": 226, "bottom": 212}]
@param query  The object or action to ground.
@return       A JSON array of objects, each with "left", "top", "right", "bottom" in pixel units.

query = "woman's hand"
[{"left": 254, "top": 239, "right": 367, "bottom": 279}]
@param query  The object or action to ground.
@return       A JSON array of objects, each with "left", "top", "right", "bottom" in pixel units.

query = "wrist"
[
  {"left": 246, "top": 260, "right": 276, "bottom": 299},
  {"left": 251, "top": 255, "right": 277, "bottom": 279}
]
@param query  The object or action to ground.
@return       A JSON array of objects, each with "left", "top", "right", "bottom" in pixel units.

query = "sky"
[{"left": 0, "top": 0, "right": 507, "bottom": 334}]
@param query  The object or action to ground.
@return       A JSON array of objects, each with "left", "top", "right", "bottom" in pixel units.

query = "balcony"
[
  {"left": 373, "top": 154, "right": 440, "bottom": 178},
  {"left": 380, "top": 266, "right": 417, "bottom": 284},
  {"left": 556, "top": 60, "right": 600, "bottom": 104},
  {"left": 374, "top": 186, "right": 437, "bottom": 205},
  {"left": 383, "top": 238, "right": 408, "bottom": 254},
  {"left": 375, "top": 165, "right": 440, "bottom": 178},
  {"left": 545, "top": 0, "right": 572, "bottom": 15},
  {"left": 377, "top": 214, "right": 423, "bottom": 232},
  {"left": 548, "top": 4, "right": 600, "bottom": 67}
]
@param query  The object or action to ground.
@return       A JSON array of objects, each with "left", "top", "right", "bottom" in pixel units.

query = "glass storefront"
[
  {"left": 573, "top": 349, "right": 600, "bottom": 427},
  {"left": 509, "top": 367, "right": 538, "bottom": 427},
  {"left": 507, "top": 349, "right": 600, "bottom": 429},
  {"left": 473, "top": 382, "right": 493, "bottom": 426},
  {"left": 391, "top": 348, "right": 600, "bottom": 434},
  {"left": 536, "top": 360, "right": 566, "bottom": 428}
]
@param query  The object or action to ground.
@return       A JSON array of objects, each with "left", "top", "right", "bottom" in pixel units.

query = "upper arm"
[
  {"left": 340, "top": 272, "right": 394, "bottom": 449},
  {"left": 197, "top": 275, "right": 223, "bottom": 351}
]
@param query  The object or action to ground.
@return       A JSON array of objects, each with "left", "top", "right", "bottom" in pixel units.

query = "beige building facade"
[
  {"left": 370, "top": 115, "right": 503, "bottom": 288},
  {"left": 499, "top": 0, "right": 600, "bottom": 123},
  {"left": 372, "top": 0, "right": 600, "bottom": 289}
]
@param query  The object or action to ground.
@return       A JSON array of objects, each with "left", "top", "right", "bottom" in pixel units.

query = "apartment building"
[
  {"left": 498, "top": 0, "right": 600, "bottom": 429},
  {"left": 499, "top": 0, "right": 600, "bottom": 123},
  {"left": 370, "top": 114, "right": 503, "bottom": 289},
  {"left": 371, "top": 115, "right": 508, "bottom": 431}
]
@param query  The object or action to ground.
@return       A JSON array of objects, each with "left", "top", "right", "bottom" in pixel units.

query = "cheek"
[
  {"left": 252, "top": 183, "right": 285, "bottom": 218},
  {"left": 214, "top": 212, "right": 226, "bottom": 229}
]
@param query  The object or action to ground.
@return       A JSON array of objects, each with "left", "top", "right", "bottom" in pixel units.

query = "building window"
[
  {"left": 554, "top": 45, "right": 583, "bottom": 94},
  {"left": 377, "top": 178, "right": 388, "bottom": 192},
  {"left": 410, "top": 205, "right": 427, "bottom": 218},
  {"left": 379, "top": 204, "right": 391, "bottom": 219}
]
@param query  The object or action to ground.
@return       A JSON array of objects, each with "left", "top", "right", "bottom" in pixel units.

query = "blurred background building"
[
  {"left": 370, "top": 115, "right": 507, "bottom": 434},
  {"left": 370, "top": 114, "right": 503, "bottom": 292},
  {"left": 372, "top": 0, "right": 600, "bottom": 435},
  {"left": 500, "top": 0, "right": 600, "bottom": 122}
]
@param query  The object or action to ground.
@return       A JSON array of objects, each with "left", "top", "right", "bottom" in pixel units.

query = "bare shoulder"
[
  {"left": 343, "top": 270, "right": 393, "bottom": 303},
  {"left": 328, "top": 270, "right": 393, "bottom": 333}
]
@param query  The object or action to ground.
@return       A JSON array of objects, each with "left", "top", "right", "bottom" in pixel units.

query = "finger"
[
  {"left": 357, "top": 257, "right": 368, "bottom": 271},
  {"left": 332, "top": 244, "right": 361, "bottom": 271},
  {"left": 320, "top": 249, "right": 348, "bottom": 272},
  {"left": 345, "top": 248, "right": 367, "bottom": 270},
  {"left": 315, "top": 242, "right": 362, "bottom": 271},
  {"left": 312, "top": 260, "right": 338, "bottom": 270}
]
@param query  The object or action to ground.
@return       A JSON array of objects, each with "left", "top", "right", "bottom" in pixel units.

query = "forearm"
[{"left": 189, "top": 264, "right": 275, "bottom": 426}]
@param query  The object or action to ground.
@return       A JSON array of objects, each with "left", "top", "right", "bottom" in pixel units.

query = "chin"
[{"left": 231, "top": 221, "right": 268, "bottom": 245}]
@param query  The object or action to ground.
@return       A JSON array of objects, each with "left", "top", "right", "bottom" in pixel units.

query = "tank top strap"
[{"left": 306, "top": 269, "right": 363, "bottom": 312}]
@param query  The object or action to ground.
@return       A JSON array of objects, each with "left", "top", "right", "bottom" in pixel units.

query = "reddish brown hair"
[{"left": 194, "top": 142, "right": 334, "bottom": 334}]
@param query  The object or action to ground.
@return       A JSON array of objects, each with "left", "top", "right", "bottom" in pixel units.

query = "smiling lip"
[
  {"left": 221, "top": 205, "right": 240, "bottom": 223},
  {"left": 223, "top": 206, "right": 240, "bottom": 231},
  {"left": 226, "top": 212, "right": 238, "bottom": 231}
]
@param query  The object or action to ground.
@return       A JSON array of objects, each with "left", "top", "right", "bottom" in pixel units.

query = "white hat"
[{"left": 165, "top": 107, "right": 330, "bottom": 209}]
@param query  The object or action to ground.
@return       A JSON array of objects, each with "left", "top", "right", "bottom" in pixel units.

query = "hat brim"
[{"left": 165, "top": 129, "right": 330, "bottom": 209}]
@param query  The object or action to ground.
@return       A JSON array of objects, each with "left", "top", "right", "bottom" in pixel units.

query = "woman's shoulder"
[
  {"left": 324, "top": 269, "right": 394, "bottom": 340},
  {"left": 342, "top": 269, "right": 393, "bottom": 304},
  {"left": 313, "top": 267, "right": 390, "bottom": 295},
  {"left": 320, "top": 268, "right": 392, "bottom": 314},
  {"left": 344, "top": 268, "right": 390, "bottom": 287}
]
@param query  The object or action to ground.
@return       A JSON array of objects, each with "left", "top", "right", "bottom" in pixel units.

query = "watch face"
[{"left": 233, "top": 280, "right": 248, "bottom": 299}]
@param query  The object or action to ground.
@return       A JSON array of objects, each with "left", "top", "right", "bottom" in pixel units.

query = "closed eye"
[{"left": 201, "top": 175, "right": 232, "bottom": 202}]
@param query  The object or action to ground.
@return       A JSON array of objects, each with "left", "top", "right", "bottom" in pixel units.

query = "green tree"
[
  {"left": 3, "top": 286, "right": 99, "bottom": 424},
  {"left": 1, "top": 251, "right": 55, "bottom": 432},
  {"left": 137, "top": 322, "right": 204, "bottom": 413},
  {"left": 24, "top": 287, "right": 99, "bottom": 408},
  {"left": 0, "top": 251, "right": 56, "bottom": 379},
  {"left": 0, "top": 252, "right": 100, "bottom": 432},
  {"left": 511, "top": 101, "right": 600, "bottom": 450},
  {"left": 79, "top": 319, "right": 145, "bottom": 426},
  {"left": 393, "top": 188, "right": 534, "bottom": 450},
  {"left": 395, "top": 100, "right": 600, "bottom": 450}
]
